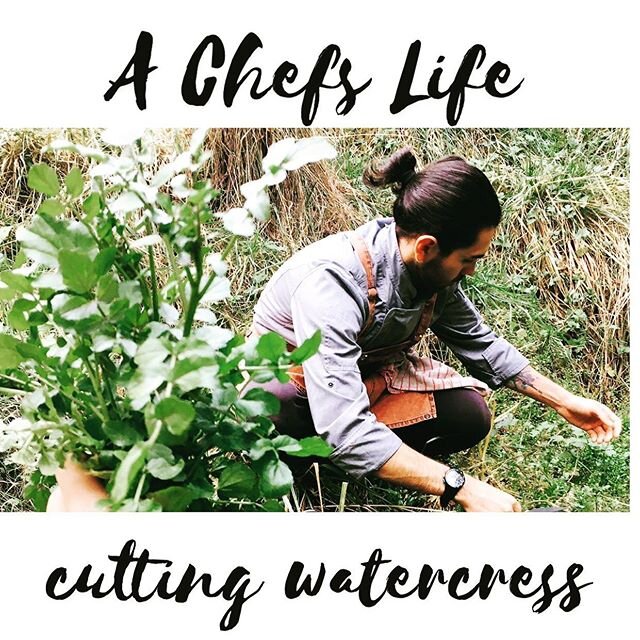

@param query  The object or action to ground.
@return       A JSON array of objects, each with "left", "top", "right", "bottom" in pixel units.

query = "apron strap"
[
  {"left": 349, "top": 231, "right": 435, "bottom": 347},
  {"left": 349, "top": 233, "right": 378, "bottom": 336}
]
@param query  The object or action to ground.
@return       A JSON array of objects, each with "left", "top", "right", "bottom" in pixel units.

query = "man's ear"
[{"left": 414, "top": 235, "right": 439, "bottom": 263}]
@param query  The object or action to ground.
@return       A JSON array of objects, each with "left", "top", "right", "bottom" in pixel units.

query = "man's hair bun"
[{"left": 363, "top": 147, "right": 417, "bottom": 193}]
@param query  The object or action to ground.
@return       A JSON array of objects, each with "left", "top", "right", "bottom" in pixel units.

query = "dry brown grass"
[{"left": 206, "top": 128, "right": 363, "bottom": 248}]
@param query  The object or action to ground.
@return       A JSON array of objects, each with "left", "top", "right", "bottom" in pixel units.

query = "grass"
[{"left": 0, "top": 127, "right": 629, "bottom": 512}]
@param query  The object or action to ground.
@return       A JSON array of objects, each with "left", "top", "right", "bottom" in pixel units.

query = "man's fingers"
[
  {"left": 612, "top": 414, "right": 623, "bottom": 438},
  {"left": 597, "top": 404, "right": 622, "bottom": 438},
  {"left": 46, "top": 485, "right": 66, "bottom": 512},
  {"left": 583, "top": 402, "right": 621, "bottom": 444}
]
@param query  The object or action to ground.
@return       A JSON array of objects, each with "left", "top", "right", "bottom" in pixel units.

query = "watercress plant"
[{"left": 0, "top": 130, "right": 336, "bottom": 511}]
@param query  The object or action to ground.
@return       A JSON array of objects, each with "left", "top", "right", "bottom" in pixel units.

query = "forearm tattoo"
[{"left": 504, "top": 366, "right": 544, "bottom": 395}]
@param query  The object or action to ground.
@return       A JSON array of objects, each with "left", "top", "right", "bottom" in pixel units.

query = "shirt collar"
[{"left": 384, "top": 220, "right": 419, "bottom": 306}]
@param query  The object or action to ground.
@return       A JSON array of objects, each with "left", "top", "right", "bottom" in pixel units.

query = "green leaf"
[
  {"left": 7, "top": 299, "right": 38, "bottom": 331},
  {"left": 155, "top": 396, "right": 196, "bottom": 436},
  {"left": 257, "top": 456, "right": 293, "bottom": 498},
  {"left": 242, "top": 387, "right": 280, "bottom": 415},
  {"left": 13, "top": 249, "right": 27, "bottom": 268},
  {"left": 261, "top": 499, "right": 285, "bottom": 512},
  {"left": 235, "top": 387, "right": 280, "bottom": 418},
  {"left": 257, "top": 332, "right": 287, "bottom": 362},
  {"left": 127, "top": 366, "right": 170, "bottom": 411},
  {"left": 147, "top": 443, "right": 174, "bottom": 461},
  {"left": 147, "top": 456, "right": 184, "bottom": 480},
  {"left": 93, "top": 334, "right": 115, "bottom": 353},
  {"left": 290, "top": 330, "right": 321, "bottom": 364},
  {"left": 275, "top": 367, "right": 292, "bottom": 384},
  {"left": 96, "top": 273, "right": 119, "bottom": 302},
  {"left": 24, "top": 472, "right": 52, "bottom": 512},
  {"left": 118, "top": 280, "right": 143, "bottom": 305},
  {"left": 15, "top": 214, "right": 62, "bottom": 267},
  {"left": 95, "top": 247, "right": 117, "bottom": 276},
  {"left": 59, "top": 249, "right": 97, "bottom": 294},
  {"left": 119, "top": 498, "right": 163, "bottom": 512},
  {"left": 82, "top": 193, "right": 102, "bottom": 221},
  {"left": 103, "top": 420, "right": 142, "bottom": 447},
  {"left": 271, "top": 434, "right": 302, "bottom": 452},
  {"left": 209, "top": 386, "right": 239, "bottom": 411},
  {"left": 134, "top": 337, "right": 170, "bottom": 369},
  {"left": 37, "top": 199, "right": 64, "bottom": 216},
  {"left": 0, "top": 271, "right": 32, "bottom": 293},
  {"left": 83, "top": 416, "right": 106, "bottom": 442},
  {"left": 147, "top": 486, "right": 197, "bottom": 512},
  {"left": 110, "top": 442, "right": 147, "bottom": 502},
  {"left": 28, "top": 164, "right": 60, "bottom": 197},
  {"left": 286, "top": 436, "right": 333, "bottom": 458},
  {"left": 16, "top": 213, "right": 96, "bottom": 267},
  {"left": 28, "top": 311, "right": 48, "bottom": 325},
  {"left": 171, "top": 357, "right": 219, "bottom": 392},
  {"left": 65, "top": 167, "right": 84, "bottom": 198},
  {"left": 51, "top": 294, "right": 100, "bottom": 323},
  {"left": 15, "top": 341, "right": 46, "bottom": 363},
  {"left": 38, "top": 450, "right": 59, "bottom": 476},
  {"left": 249, "top": 438, "right": 276, "bottom": 461},
  {"left": 217, "top": 462, "right": 258, "bottom": 499},
  {"left": 0, "top": 282, "right": 16, "bottom": 301},
  {"left": 210, "top": 426, "right": 256, "bottom": 453},
  {"left": 0, "top": 334, "right": 22, "bottom": 369}
]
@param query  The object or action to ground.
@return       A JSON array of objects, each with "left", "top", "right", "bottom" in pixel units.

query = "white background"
[{"left": 0, "top": 1, "right": 637, "bottom": 638}]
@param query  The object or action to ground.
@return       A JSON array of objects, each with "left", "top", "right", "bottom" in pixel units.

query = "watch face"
[{"left": 445, "top": 468, "right": 465, "bottom": 489}]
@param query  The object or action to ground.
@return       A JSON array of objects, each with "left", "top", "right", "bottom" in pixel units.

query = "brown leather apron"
[{"left": 288, "top": 233, "right": 437, "bottom": 429}]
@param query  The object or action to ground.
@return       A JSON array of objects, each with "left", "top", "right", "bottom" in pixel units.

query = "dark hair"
[{"left": 363, "top": 147, "right": 502, "bottom": 255}]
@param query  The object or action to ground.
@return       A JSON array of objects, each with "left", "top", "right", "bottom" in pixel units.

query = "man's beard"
[{"left": 408, "top": 257, "right": 460, "bottom": 300}]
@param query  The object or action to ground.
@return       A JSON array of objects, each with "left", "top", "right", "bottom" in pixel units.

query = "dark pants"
[{"left": 258, "top": 380, "right": 492, "bottom": 465}]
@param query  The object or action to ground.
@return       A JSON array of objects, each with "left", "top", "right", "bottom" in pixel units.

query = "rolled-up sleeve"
[
  {"left": 290, "top": 266, "right": 402, "bottom": 478},
  {"left": 430, "top": 283, "right": 529, "bottom": 389}
]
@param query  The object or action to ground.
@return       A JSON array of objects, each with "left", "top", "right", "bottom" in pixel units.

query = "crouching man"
[{"left": 249, "top": 148, "right": 622, "bottom": 511}]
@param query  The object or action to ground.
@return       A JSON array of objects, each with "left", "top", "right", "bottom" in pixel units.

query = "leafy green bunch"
[{"left": 0, "top": 130, "right": 337, "bottom": 511}]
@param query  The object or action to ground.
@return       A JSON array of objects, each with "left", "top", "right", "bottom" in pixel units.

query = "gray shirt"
[{"left": 252, "top": 218, "right": 529, "bottom": 477}]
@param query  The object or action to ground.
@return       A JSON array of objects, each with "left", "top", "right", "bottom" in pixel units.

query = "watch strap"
[{"left": 440, "top": 468, "right": 465, "bottom": 509}]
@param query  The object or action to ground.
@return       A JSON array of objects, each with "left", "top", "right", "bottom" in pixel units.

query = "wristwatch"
[{"left": 440, "top": 467, "right": 465, "bottom": 509}]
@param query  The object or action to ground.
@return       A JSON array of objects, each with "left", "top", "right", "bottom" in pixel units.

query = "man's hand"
[
  {"left": 557, "top": 394, "right": 623, "bottom": 445},
  {"left": 505, "top": 365, "right": 623, "bottom": 445},
  {"left": 455, "top": 476, "right": 521, "bottom": 512},
  {"left": 46, "top": 457, "right": 108, "bottom": 512},
  {"left": 376, "top": 443, "right": 521, "bottom": 512}
]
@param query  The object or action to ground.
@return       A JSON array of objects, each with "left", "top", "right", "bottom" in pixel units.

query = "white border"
[{"left": 0, "top": 1, "right": 636, "bottom": 637}]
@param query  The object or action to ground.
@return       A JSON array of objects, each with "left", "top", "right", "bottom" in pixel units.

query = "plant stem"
[
  {"left": 145, "top": 220, "right": 160, "bottom": 321},
  {"left": 183, "top": 246, "right": 203, "bottom": 338},
  {"left": 98, "top": 355, "right": 120, "bottom": 419},
  {"left": 147, "top": 359, "right": 177, "bottom": 447},
  {"left": 132, "top": 471, "right": 147, "bottom": 510},
  {"left": 0, "top": 373, "right": 34, "bottom": 392},
  {"left": 162, "top": 235, "right": 188, "bottom": 312},
  {"left": 221, "top": 235, "right": 238, "bottom": 261},
  {"left": 183, "top": 284, "right": 200, "bottom": 337},
  {"left": 0, "top": 386, "right": 27, "bottom": 396},
  {"left": 81, "top": 356, "right": 110, "bottom": 422},
  {"left": 184, "top": 208, "right": 205, "bottom": 337},
  {"left": 338, "top": 481, "right": 348, "bottom": 513}
]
